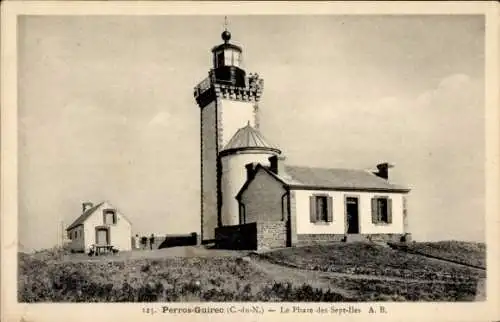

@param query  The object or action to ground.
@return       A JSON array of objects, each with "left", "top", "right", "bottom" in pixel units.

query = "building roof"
[
  {"left": 237, "top": 163, "right": 410, "bottom": 199},
  {"left": 66, "top": 202, "right": 104, "bottom": 231},
  {"left": 280, "top": 165, "right": 410, "bottom": 192},
  {"left": 220, "top": 123, "right": 281, "bottom": 156}
]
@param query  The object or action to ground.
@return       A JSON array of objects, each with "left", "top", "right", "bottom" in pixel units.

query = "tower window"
[
  {"left": 233, "top": 51, "right": 241, "bottom": 67},
  {"left": 224, "top": 49, "right": 232, "bottom": 66},
  {"left": 216, "top": 51, "right": 224, "bottom": 68}
]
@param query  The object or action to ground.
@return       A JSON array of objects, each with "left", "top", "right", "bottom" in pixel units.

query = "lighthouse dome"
[
  {"left": 219, "top": 124, "right": 281, "bottom": 226},
  {"left": 220, "top": 123, "right": 281, "bottom": 157}
]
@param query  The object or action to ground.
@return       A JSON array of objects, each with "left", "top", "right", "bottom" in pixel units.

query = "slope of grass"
[
  {"left": 18, "top": 253, "right": 352, "bottom": 302},
  {"left": 260, "top": 242, "right": 485, "bottom": 282},
  {"left": 329, "top": 277, "right": 478, "bottom": 302},
  {"left": 18, "top": 241, "right": 485, "bottom": 302},
  {"left": 388, "top": 241, "right": 486, "bottom": 269}
]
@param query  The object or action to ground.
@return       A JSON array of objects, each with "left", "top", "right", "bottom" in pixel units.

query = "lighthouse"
[{"left": 194, "top": 22, "right": 266, "bottom": 242}]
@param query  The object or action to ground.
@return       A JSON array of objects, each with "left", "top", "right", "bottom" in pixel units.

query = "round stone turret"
[{"left": 219, "top": 124, "right": 281, "bottom": 226}]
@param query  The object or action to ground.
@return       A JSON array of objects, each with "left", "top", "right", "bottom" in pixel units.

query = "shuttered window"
[
  {"left": 371, "top": 197, "right": 392, "bottom": 224},
  {"left": 309, "top": 194, "right": 333, "bottom": 223},
  {"left": 403, "top": 196, "right": 408, "bottom": 231}
]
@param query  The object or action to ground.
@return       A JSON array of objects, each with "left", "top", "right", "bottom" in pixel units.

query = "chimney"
[
  {"left": 375, "top": 162, "right": 394, "bottom": 180},
  {"left": 82, "top": 202, "right": 93, "bottom": 213},
  {"left": 269, "top": 155, "right": 286, "bottom": 175},
  {"left": 245, "top": 163, "right": 256, "bottom": 181}
]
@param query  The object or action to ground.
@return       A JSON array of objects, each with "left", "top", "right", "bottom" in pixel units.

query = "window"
[
  {"left": 317, "top": 196, "right": 328, "bottom": 221},
  {"left": 309, "top": 195, "right": 333, "bottom": 223},
  {"left": 224, "top": 49, "right": 233, "bottom": 66},
  {"left": 233, "top": 51, "right": 241, "bottom": 67},
  {"left": 371, "top": 197, "right": 392, "bottom": 224},
  {"left": 216, "top": 51, "right": 224, "bottom": 68},
  {"left": 103, "top": 210, "right": 116, "bottom": 225}
]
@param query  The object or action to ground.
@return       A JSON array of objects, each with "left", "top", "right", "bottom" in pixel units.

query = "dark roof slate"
[
  {"left": 66, "top": 202, "right": 104, "bottom": 231},
  {"left": 281, "top": 165, "right": 409, "bottom": 192}
]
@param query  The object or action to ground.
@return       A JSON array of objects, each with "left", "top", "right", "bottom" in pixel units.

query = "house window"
[
  {"left": 309, "top": 195, "right": 333, "bottom": 223},
  {"left": 316, "top": 196, "right": 328, "bottom": 221},
  {"left": 371, "top": 197, "right": 393, "bottom": 224},
  {"left": 103, "top": 210, "right": 116, "bottom": 225}
]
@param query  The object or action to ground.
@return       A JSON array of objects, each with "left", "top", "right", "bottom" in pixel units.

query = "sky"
[{"left": 18, "top": 15, "right": 485, "bottom": 251}]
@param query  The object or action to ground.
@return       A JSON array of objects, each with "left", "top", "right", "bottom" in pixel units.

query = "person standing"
[
  {"left": 149, "top": 233, "right": 155, "bottom": 250},
  {"left": 133, "top": 234, "right": 140, "bottom": 250}
]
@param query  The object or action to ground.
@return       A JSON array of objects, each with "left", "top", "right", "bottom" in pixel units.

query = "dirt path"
[{"left": 245, "top": 256, "right": 357, "bottom": 298}]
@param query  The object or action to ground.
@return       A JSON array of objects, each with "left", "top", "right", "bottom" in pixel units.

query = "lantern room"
[{"left": 211, "top": 29, "right": 246, "bottom": 88}]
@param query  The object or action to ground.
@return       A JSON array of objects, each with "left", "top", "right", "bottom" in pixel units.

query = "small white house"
[
  {"left": 66, "top": 201, "right": 132, "bottom": 252},
  {"left": 235, "top": 155, "right": 411, "bottom": 248}
]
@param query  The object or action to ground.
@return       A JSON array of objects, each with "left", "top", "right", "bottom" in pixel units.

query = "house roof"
[
  {"left": 66, "top": 202, "right": 104, "bottom": 231},
  {"left": 220, "top": 123, "right": 281, "bottom": 156},
  {"left": 237, "top": 164, "right": 410, "bottom": 199},
  {"left": 281, "top": 165, "right": 410, "bottom": 192}
]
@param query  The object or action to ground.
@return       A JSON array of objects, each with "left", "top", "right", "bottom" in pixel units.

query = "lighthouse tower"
[{"left": 194, "top": 24, "right": 265, "bottom": 242}]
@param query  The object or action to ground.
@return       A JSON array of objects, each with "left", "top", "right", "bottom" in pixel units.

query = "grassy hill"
[
  {"left": 259, "top": 242, "right": 485, "bottom": 282},
  {"left": 18, "top": 241, "right": 486, "bottom": 302},
  {"left": 387, "top": 240, "right": 486, "bottom": 269}
]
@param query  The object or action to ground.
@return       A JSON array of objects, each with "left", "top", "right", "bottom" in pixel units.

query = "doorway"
[
  {"left": 345, "top": 197, "right": 359, "bottom": 234},
  {"left": 95, "top": 227, "right": 110, "bottom": 245}
]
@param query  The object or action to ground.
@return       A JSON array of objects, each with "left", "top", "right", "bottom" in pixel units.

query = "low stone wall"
[
  {"left": 158, "top": 233, "right": 198, "bottom": 249},
  {"left": 364, "top": 233, "right": 408, "bottom": 243},
  {"left": 215, "top": 223, "right": 257, "bottom": 250},
  {"left": 296, "top": 234, "right": 346, "bottom": 246},
  {"left": 297, "top": 233, "right": 409, "bottom": 246},
  {"left": 256, "top": 221, "right": 287, "bottom": 250},
  {"left": 216, "top": 223, "right": 409, "bottom": 250},
  {"left": 131, "top": 233, "right": 198, "bottom": 250},
  {"left": 215, "top": 221, "right": 287, "bottom": 250}
]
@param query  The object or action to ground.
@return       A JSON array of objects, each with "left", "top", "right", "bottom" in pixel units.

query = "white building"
[
  {"left": 66, "top": 201, "right": 132, "bottom": 252},
  {"left": 236, "top": 157, "right": 411, "bottom": 247},
  {"left": 194, "top": 26, "right": 411, "bottom": 249}
]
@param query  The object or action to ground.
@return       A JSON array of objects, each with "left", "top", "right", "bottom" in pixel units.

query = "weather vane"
[{"left": 224, "top": 16, "right": 228, "bottom": 31}]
